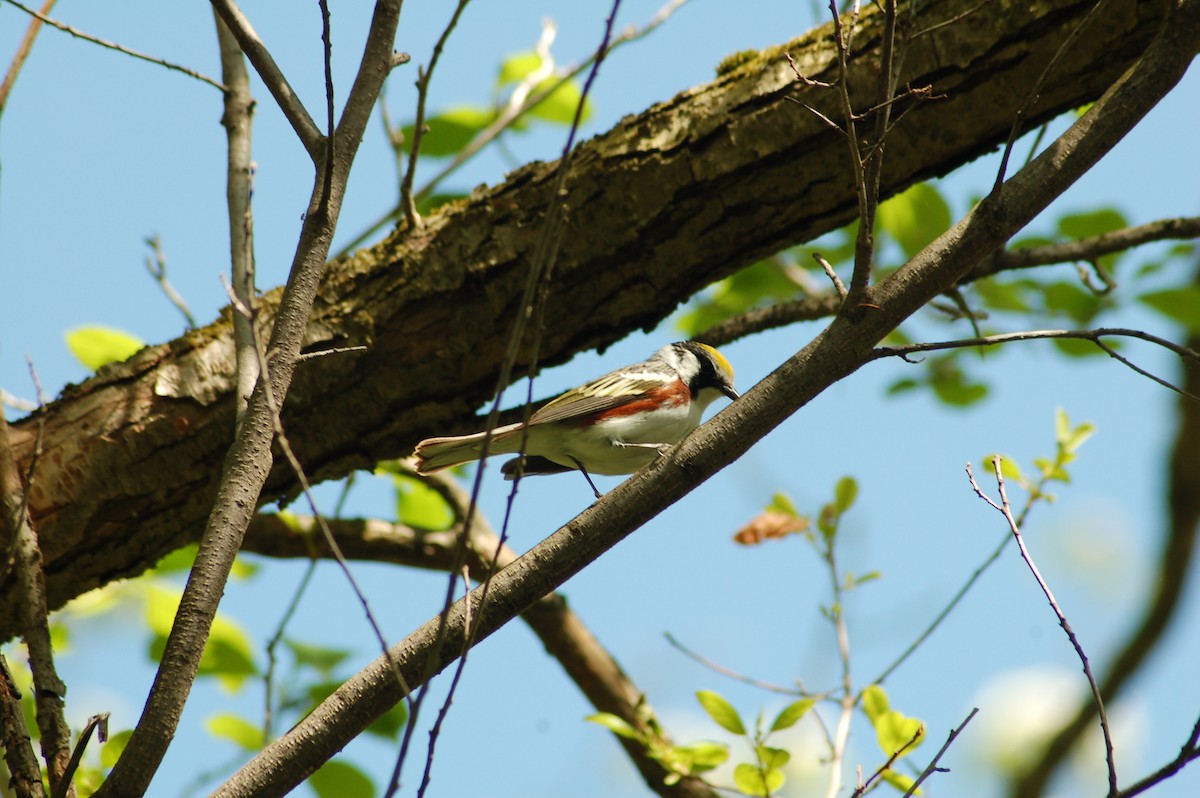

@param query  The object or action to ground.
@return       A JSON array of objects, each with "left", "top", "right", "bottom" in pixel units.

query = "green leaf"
[
  {"left": 733, "top": 762, "right": 785, "bottom": 796},
  {"left": 65, "top": 326, "right": 144, "bottom": 370},
  {"left": 1051, "top": 338, "right": 1106, "bottom": 358},
  {"left": 284, "top": 639, "right": 351, "bottom": 675},
  {"left": 992, "top": 454, "right": 1025, "bottom": 483},
  {"left": 1057, "top": 207, "right": 1127, "bottom": 241},
  {"left": 145, "top": 586, "right": 257, "bottom": 688},
  {"left": 205, "top": 712, "right": 263, "bottom": 750},
  {"left": 392, "top": 473, "right": 454, "bottom": 530},
  {"left": 100, "top": 729, "right": 133, "bottom": 769},
  {"left": 308, "top": 759, "right": 375, "bottom": 798},
  {"left": 586, "top": 712, "right": 644, "bottom": 741},
  {"left": 1042, "top": 281, "right": 1101, "bottom": 324},
  {"left": 1138, "top": 286, "right": 1200, "bottom": 331},
  {"left": 678, "top": 742, "right": 729, "bottom": 772},
  {"left": 402, "top": 105, "right": 495, "bottom": 157},
  {"left": 696, "top": 690, "right": 746, "bottom": 735},
  {"left": 861, "top": 685, "right": 890, "bottom": 723},
  {"left": 882, "top": 769, "right": 920, "bottom": 794},
  {"left": 766, "top": 492, "right": 800, "bottom": 518},
  {"left": 497, "top": 50, "right": 544, "bottom": 85},
  {"left": 366, "top": 701, "right": 410, "bottom": 740},
  {"left": 769, "top": 698, "right": 815, "bottom": 731},
  {"left": 873, "top": 712, "right": 924, "bottom": 759},
  {"left": 834, "top": 476, "right": 858, "bottom": 512},
  {"left": 928, "top": 358, "right": 989, "bottom": 406},
  {"left": 972, "top": 278, "right": 1031, "bottom": 313},
  {"left": 528, "top": 76, "right": 592, "bottom": 125},
  {"left": 756, "top": 745, "right": 791, "bottom": 769},
  {"left": 877, "top": 182, "right": 952, "bottom": 260},
  {"left": 154, "top": 545, "right": 197, "bottom": 574}
]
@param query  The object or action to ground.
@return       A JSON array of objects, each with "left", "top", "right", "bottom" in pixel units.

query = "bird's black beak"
[{"left": 722, "top": 384, "right": 740, "bottom": 401}]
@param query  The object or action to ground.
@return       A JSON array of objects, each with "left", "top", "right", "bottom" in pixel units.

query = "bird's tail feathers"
[{"left": 413, "top": 423, "right": 523, "bottom": 473}]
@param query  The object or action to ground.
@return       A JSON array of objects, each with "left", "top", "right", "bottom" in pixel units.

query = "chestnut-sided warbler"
[{"left": 413, "top": 341, "right": 739, "bottom": 496}]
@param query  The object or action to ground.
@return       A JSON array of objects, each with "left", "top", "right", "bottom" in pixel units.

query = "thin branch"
[
  {"left": 0, "top": 412, "right": 72, "bottom": 796},
  {"left": 969, "top": 215, "right": 1200, "bottom": 279},
  {"left": 968, "top": 458, "right": 1117, "bottom": 795},
  {"left": 332, "top": 0, "right": 693, "bottom": 259},
  {"left": 992, "top": 0, "right": 1114, "bottom": 190},
  {"left": 209, "top": 0, "right": 322, "bottom": 159},
  {"left": 872, "top": 327, "right": 1200, "bottom": 403},
  {"left": 851, "top": 724, "right": 923, "bottom": 797},
  {"left": 700, "top": 217, "right": 1200, "bottom": 347},
  {"left": 1115, "top": 713, "right": 1200, "bottom": 797},
  {"left": 0, "top": 654, "right": 46, "bottom": 798},
  {"left": 663, "top": 632, "right": 802, "bottom": 696},
  {"left": 398, "top": 0, "right": 473, "bottom": 228},
  {"left": 52, "top": 713, "right": 108, "bottom": 798},
  {"left": 0, "top": 0, "right": 56, "bottom": 118},
  {"left": 213, "top": 13, "right": 257, "bottom": 423},
  {"left": 1, "top": 0, "right": 226, "bottom": 92},
  {"left": 142, "top": 235, "right": 197, "bottom": 330},
  {"left": 902, "top": 708, "right": 978, "bottom": 797}
]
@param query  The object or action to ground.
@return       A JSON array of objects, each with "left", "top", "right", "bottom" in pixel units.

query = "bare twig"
[
  {"left": 52, "top": 713, "right": 109, "bottom": 798},
  {"left": 664, "top": 632, "right": 803, "bottom": 696},
  {"left": 1, "top": 0, "right": 226, "bottom": 92},
  {"left": 992, "top": 0, "right": 1114, "bottom": 190},
  {"left": 209, "top": 0, "right": 322, "bottom": 158},
  {"left": 398, "top": 0, "right": 473, "bottom": 228},
  {"left": 902, "top": 708, "right": 978, "bottom": 797},
  {"left": 1115, "top": 713, "right": 1200, "bottom": 797},
  {"left": 333, "top": 0, "right": 693, "bottom": 258},
  {"left": 851, "top": 724, "right": 923, "bottom": 798},
  {"left": 0, "top": 0, "right": 56, "bottom": 118},
  {"left": 969, "top": 457, "right": 1117, "bottom": 795},
  {"left": 142, "top": 236, "right": 197, "bottom": 330},
  {"left": 213, "top": 9, "right": 257, "bottom": 422},
  {"left": 969, "top": 215, "right": 1200, "bottom": 279},
  {"left": 0, "top": 654, "right": 46, "bottom": 798},
  {"left": 0, "top": 414, "right": 71, "bottom": 795},
  {"left": 873, "top": 327, "right": 1200, "bottom": 403}
]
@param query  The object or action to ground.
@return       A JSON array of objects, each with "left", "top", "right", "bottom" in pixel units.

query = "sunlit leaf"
[
  {"left": 756, "top": 745, "right": 791, "bottom": 769},
  {"left": 733, "top": 762, "right": 784, "bottom": 796},
  {"left": 696, "top": 690, "right": 746, "bottom": 735},
  {"left": 285, "top": 638, "right": 351, "bottom": 675},
  {"left": 528, "top": 76, "right": 592, "bottom": 125},
  {"left": 392, "top": 473, "right": 454, "bottom": 530},
  {"left": 366, "top": 701, "right": 410, "bottom": 740},
  {"left": 497, "top": 50, "right": 544, "bottom": 85},
  {"left": 308, "top": 759, "right": 375, "bottom": 798},
  {"left": 769, "top": 698, "right": 815, "bottom": 732},
  {"left": 100, "top": 729, "right": 133, "bottom": 769},
  {"left": 834, "top": 476, "right": 858, "bottom": 512},
  {"left": 586, "top": 712, "right": 644, "bottom": 741},
  {"left": 882, "top": 769, "right": 921, "bottom": 794},
  {"left": 877, "top": 182, "right": 952, "bottom": 260},
  {"left": 1138, "top": 286, "right": 1200, "bottom": 331},
  {"left": 205, "top": 712, "right": 263, "bottom": 751},
  {"left": 65, "top": 326, "right": 144, "bottom": 370},
  {"left": 401, "top": 105, "right": 495, "bottom": 157}
]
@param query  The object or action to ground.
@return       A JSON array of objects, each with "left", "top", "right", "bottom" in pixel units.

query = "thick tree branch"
[
  {"left": 209, "top": 2, "right": 1200, "bottom": 791},
  {"left": 0, "top": 0, "right": 1177, "bottom": 641}
]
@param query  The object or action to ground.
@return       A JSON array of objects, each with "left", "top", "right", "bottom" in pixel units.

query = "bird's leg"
[
  {"left": 611, "top": 440, "right": 672, "bottom": 457},
  {"left": 569, "top": 457, "right": 603, "bottom": 499}
]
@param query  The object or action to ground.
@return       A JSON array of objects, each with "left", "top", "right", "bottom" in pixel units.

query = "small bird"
[{"left": 413, "top": 341, "right": 739, "bottom": 497}]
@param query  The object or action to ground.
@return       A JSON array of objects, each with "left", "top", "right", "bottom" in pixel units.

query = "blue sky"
[{"left": 2, "top": 1, "right": 1199, "bottom": 797}]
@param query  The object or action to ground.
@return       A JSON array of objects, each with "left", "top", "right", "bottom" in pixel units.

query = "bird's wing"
[{"left": 528, "top": 372, "right": 679, "bottom": 426}]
